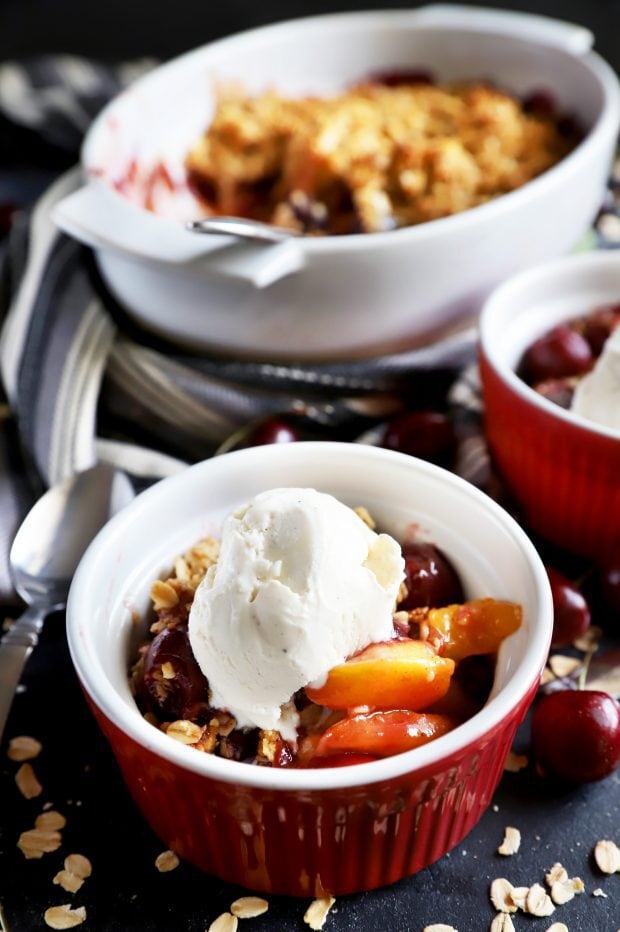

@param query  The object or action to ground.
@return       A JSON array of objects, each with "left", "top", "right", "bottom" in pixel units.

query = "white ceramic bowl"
[
  {"left": 480, "top": 251, "right": 620, "bottom": 558},
  {"left": 66, "top": 442, "right": 552, "bottom": 894},
  {"left": 53, "top": 6, "right": 620, "bottom": 359}
]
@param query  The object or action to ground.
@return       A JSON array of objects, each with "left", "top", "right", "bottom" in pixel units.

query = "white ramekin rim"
[
  {"left": 81, "top": 8, "right": 620, "bottom": 259},
  {"left": 67, "top": 442, "right": 553, "bottom": 792},
  {"left": 479, "top": 250, "right": 620, "bottom": 442}
]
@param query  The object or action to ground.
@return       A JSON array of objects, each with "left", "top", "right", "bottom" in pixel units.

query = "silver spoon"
[
  {"left": 0, "top": 464, "right": 134, "bottom": 742},
  {"left": 186, "top": 216, "right": 301, "bottom": 244}
]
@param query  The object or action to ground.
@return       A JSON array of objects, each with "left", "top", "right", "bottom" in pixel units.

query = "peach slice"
[
  {"left": 425, "top": 598, "right": 522, "bottom": 661},
  {"left": 312, "top": 710, "right": 456, "bottom": 759},
  {"left": 305, "top": 639, "right": 454, "bottom": 711}
]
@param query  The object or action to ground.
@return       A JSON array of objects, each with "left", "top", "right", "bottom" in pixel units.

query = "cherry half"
[
  {"left": 143, "top": 625, "right": 210, "bottom": 720},
  {"left": 531, "top": 690, "right": 620, "bottom": 783},
  {"left": 398, "top": 541, "right": 465, "bottom": 611},
  {"left": 546, "top": 566, "right": 591, "bottom": 647}
]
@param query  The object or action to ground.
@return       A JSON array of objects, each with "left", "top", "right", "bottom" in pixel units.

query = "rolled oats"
[
  {"left": 17, "top": 829, "right": 62, "bottom": 859},
  {"left": 304, "top": 895, "right": 336, "bottom": 930},
  {"left": 161, "top": 661, "right": 175, "bottom": 679},
  {"left": 550, "top": 877, "right": 584, "bottom": 905},
  {"left": 548, "top": 655, "right": 581, "bottom": 678},
  {"left": 208, "top": 914, "right": 238, "bottom": 932},
  {"left": 490, "top": 916, "right": 515, "bottom": 932},
  {"left": 64, "top": 854, "right": 92, "bottom": 879},
  {"left": 508, "top": 887, "right": 529, "bottom": 911},
  {"left": 43, "top": 905, "right": 86, "bottom": 929},
  {"left": 353, "top": 506, "right": 375, "bottom": 529},
  {"left": 166, "top": 720, "right": 203, "bottom": 744},
  {"left": 545, "top": 863, "right": 568, "bottom": 887},
  {"left": 490, "top": 879, "right": 517, "bottom": 913},
  {"left": 150, "top": 580, "right": 179, "bottom": 610},
  {"left": 503, "top": 752, "right": 528, "bottom": 773},
  {"left": 230, "top": 896, "right": 269, "bottom": 918},
  {"left": 155, "top": 849, "right": 180, "bottom": 872},
  {"left": 594, "top": 839, "right": 620, "bottom": 874},
  {"left": 15, "top": 762, "right": 42, "bottom": 798},
  {"left": 573, "top": 625, "right": 602, "bottom": 652},
  {"left": 497, "top": 827, "right": 521, "bottom": 856},
  {"left": 53, "top": 871, "right": 84, "bottom": 894},
  {"left": 7, "top": 735, "right": 42, "bottom": 761},
  {"left": 35, "top": 811, "right": 66, "bottom": 831},
  {"left": 526, "top": 883, "right": 555, "bottom": 917}
]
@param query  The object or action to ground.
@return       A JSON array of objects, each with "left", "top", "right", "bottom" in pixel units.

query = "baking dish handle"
[
  {"left": 413, "top": 4, "right": 594, "bottom": 55},
  {"left": 53, "top": 183, "right": 305, "bottom": 289}
]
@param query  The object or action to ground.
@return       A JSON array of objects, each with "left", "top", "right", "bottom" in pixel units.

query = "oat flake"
[
  {"left": 503, "top": 752, "right": 528, "bottom": 773},
  {"left": 508, "top": 887, "right": 529, "bottom": 911},
  {"left": 573, "top": 625, "right": 602, "bottom": 652},
  {"left": 545, "top": 863, "right": 568, "bottom": 887},
  {"left": 548, "top": 654, "right": 581, "bottom": 678},
  {"left": 208, "top": 914, "right": 238, "bottom": 932},
  {"left": 17, "top": 829, "right": 62, "bottom": 859},
  {"left": 490, "top": 915, "right": 515, "bottom": 932},
  {"left": 550, "top": 876, "right": 584, "bottom": 905},
  {"left": 155, "top": 849, "right": 179, "bottom": 872},
  {"left": 498, "top": 827, "right": 521, "bottom": 856},
  {"left": 53, "top": 871, "right": 84, "bottom": 894},
  {"left": 594, "top": 839, "right": 620, "bottom": 874},
  {"left": 7, "top": 735, "right": 42, "bottom": 761},
  {"left": 304, "top": 895, "right": 336, "bottom": 930},
  {"left": 35, "top": 811, "right": 66, "bottom": 831},
  {"left": 166, "top": 720, "right": 203, "bottom": 744},
  {"left": 43, "top": 905, "right": 86, "bottom": 929},
  {"left": 230, "top": 896, "right": 269, "bottom": 918},
  {"left": 490, "top": 879, "right": 517, "bottom": 913},
  {"left": 15, "top": 762, "right": 42, "bottom": 798},
  {"left": 526, "top": 883, "right": 555, "bottom": 917},
  {"left": 64, "top": 854, "right": 92, "bottom": 879}
]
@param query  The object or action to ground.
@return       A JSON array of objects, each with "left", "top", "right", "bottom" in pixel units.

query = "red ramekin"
[
  {"left": 480, "top": 251, "right": 620, "bottom": 560},
  {"left": 67, "top": 443, "right": 552, "bottom": 895}
]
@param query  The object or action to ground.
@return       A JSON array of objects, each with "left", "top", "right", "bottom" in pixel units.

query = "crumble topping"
[{"left": 185, "top": 80, "right": 576, "bottom": 235}]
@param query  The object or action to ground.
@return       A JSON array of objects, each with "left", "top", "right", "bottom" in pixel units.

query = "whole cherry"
[
  {"left": 381, "top": 410, "right": 456, "bottom": 468},
  {"left": 241, "top": 417, "right": 300, "bottom": 448},
  {"left": 398, "top": 541, "right": 465, "bottom": 611},
  {"left": 546, "top": 566, "right": 591, "bottom": 647},
  {"left": 531, "top": 689, "right": 620, "bottom": 783},
  {"left": 520, "top": 324, "right": 593, "bottom": 383},
  {"left": 598, "top": 540, "right": 620, "bottom": 616}
]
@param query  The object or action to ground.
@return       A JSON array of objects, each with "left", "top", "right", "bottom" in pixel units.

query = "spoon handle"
[{"left": 0, "top": 604, "right": 48, "bottom": 743}]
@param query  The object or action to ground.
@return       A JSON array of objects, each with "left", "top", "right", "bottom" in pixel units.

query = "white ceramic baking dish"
[{"left": 54, "top": 5, "right": 620, "bottom": 359}]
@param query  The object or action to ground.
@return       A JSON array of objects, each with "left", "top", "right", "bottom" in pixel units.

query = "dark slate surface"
[{"left": 0, "top": 609, "right": 619, "bottom": 932}]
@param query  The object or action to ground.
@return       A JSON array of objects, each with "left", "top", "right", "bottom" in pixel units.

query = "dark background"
[{"left": 1, "top": 0, "right": 620, "bottom": 70}]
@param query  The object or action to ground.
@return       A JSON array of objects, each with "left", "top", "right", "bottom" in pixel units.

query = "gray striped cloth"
[{"left": 1, "top": 56, "right": 619, "bottom": 603}]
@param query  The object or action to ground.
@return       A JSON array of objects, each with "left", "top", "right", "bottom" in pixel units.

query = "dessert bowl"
[
  {"left": 480, "top": 251, "right": 620, "bottom": 561},
  {"left": 66, "top": 442, "right": 552, "bottom": 895},
  {"left": 53, "top": 6, "right": 620, "bottom": 359}
]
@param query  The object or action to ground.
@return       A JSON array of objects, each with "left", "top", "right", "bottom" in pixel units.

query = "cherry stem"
[{"left": 578, "top": 648, "right": 596, "bottom": 691}]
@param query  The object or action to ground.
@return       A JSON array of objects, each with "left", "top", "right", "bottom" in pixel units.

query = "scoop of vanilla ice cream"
[
  {"left": 571, "top": 326, "right": 620, "bottom": 432},
  {"left": 188, "top": 487, "right": 405, "bottom": 740}
]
